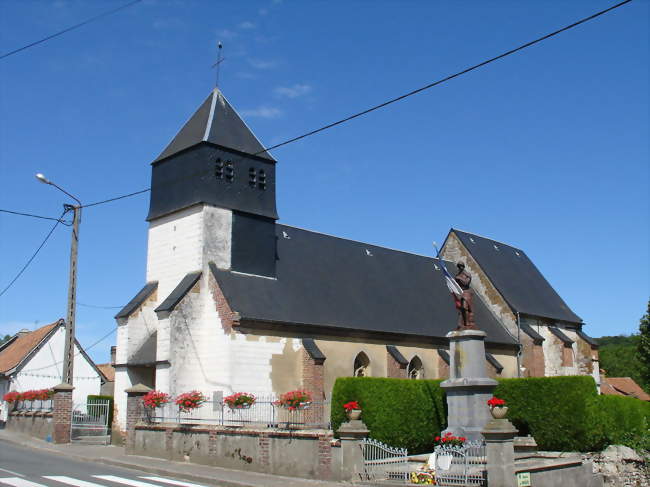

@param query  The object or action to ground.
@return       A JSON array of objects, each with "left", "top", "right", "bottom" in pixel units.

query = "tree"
[
  {"left": 637, "top": 298, "right": 650, "bottom": 388},
  {"left": 0, "top": 334, "right": 11, "bottom": 346}
]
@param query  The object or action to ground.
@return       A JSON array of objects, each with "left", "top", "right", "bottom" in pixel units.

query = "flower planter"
[
  {"left": 346, "top": 409, "right": 362, "bottom": 421},
  {"left": 490, "top": 405, "right": 508, "bottom": 419}
]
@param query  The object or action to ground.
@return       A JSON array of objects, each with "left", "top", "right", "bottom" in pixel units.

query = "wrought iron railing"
[
  {"left": 361, "top": 438, "right": 409, "bottom": 484},
  {"left": 434, "top": 440, "right": 487, "bottom": 486},
  {"left": 144, "top": 393, "right": 331, "bottom": 429}
]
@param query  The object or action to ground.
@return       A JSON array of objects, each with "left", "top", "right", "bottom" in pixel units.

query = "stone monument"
[{"left": 440, "top": 262, "right": 497, "bottom": 441}]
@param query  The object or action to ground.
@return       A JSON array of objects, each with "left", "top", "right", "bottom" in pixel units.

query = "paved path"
[{"left": 0, "top": 432, "right": 348, "bottom": 487}]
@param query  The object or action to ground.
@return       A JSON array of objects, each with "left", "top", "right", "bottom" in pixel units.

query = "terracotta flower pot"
[
  {"left": 346, "top": 409, "right": 362, "bottom": 421},
  {"left": 490, "top": 406, "right": 508, "bottom": 419}
]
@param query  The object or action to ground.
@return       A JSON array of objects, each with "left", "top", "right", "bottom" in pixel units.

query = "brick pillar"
[
  {"left": 124, "top": 383, "right": 151, "bottom": 454},
  {"left": 317, "top": 433, "right": 333, "bottom": 479},
  {"left": 337, "top": 419, "right": 369, "bottom": 481},
  {"left": 302, "top": 349, "right": 325, "bottom": 426},
  {"left": 52, "top": 383, "right": 74, "bottom": 444},
  {"left": 259, "top": 432, "right": 270, "bottom": 469}
]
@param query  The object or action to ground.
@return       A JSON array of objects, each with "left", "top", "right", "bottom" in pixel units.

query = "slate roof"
[
  {"left": 448, "top": 229, "right": 582, "bottom": 324},
  {"left": 548, "top": 326, "right": 574, "bottom": 345},
  {"left": 521, "top": 323, "right": 545, "bottom": 344},
  {"left": 0, "top": 321, "right": 62, "bottom": 374},
  {"left": 115, "top": 281, "right": 158, "bottom": 319},
  {"left": 155, "top": 272, "right": 201, "bottom": 312},
  {"left": 576, "top": 329, "right": 598, "bottom": 348},
  {"left": 211, "top": 225, "right": 517, "bottom": 346},
  {"left": 154, "top": 88, "right": 275, "bottom": 163}
]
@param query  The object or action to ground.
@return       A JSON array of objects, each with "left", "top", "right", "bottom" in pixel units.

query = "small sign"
[{"left": 517, "top": 472, "right": 532, "bottom": 487}]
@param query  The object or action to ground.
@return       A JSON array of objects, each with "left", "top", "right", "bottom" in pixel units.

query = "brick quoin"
[
  {"left": 317, "top": 434, "right": 333, "bottom": 479},
  {"left": 210, "top": 273, "right": 240, "bottom": 333},
  {"left": 386, "top": 350, "right": 407, "bottom": 379},
  {"left": 301, "top": 348, "right": 325, "bottom": 425},
  {"left": 52, "top": 384, "right": 73, "bottom": 444}
]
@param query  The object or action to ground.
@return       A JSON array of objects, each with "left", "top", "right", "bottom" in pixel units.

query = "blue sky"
[{"left": 0, "top": 0, "right": 647, "bottom": 364}]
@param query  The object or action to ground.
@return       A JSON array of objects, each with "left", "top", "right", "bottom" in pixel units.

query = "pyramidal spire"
[{"left": 154, "top": 88, "right": 275, "bottom": 163}]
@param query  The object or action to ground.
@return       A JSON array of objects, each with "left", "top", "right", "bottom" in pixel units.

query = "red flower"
[
  {"left": 487, "top": 397, "right": 506, "bottom": 407},
  {"left": 343, "top": 401, "right": 360, "bottom": 412}
]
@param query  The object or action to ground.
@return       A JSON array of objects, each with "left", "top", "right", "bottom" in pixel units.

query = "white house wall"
[{"left": 9, "top": 327, "right": 101, "bottom": 405}]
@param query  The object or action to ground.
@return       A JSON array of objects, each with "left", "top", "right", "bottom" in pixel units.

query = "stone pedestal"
[
  {"left": 337, "top": 419, "right": 369, "bottom": 481},
  {"left": 441, "top": 330, "right": 497, "bottom": 441},
  {"left": 124, "top": 383, "right": 152, "bottom": 454},
  {"left": 482, "top": 418, "right": 518, "bottom": 487},
  {"left": 52, "top": 383, "right": 74, "bottom": 444}
]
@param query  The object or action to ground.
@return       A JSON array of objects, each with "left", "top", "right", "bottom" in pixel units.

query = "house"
[
  {"left": 0, "top": 320, "right": 106, "bottom": 421},
  {"left": 113, "top": 88, "right": 597, "bottom": 434},
  {"left": 96, "top": 346, "right": 116, "bottom": 396}
]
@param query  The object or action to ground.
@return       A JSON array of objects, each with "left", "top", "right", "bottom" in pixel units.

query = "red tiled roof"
[
  {"left": 602, "top": 377, "right": 650, "bottom": 401},
  {"left": 0, "top": 321, "right": 62, "bottom": 374},
  {"left": 96, "top": 363, "right": 115, "bottom": 382}
]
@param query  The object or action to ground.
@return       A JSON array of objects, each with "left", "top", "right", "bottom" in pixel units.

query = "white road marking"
[
  {"left": 43, "top": 477, "right": 107, "bottom": 487},
  {"left": 0, "top": 469, "right": 24, "bottom": 478},
  {"left": 139, "top": 478, "right": 207, "bottom": 487},
  {"left": 92, "top": 477, "right": 166, "bottom": 487},
  {"left": 0, "top": 478, "right": 47, "bottom": 487}
]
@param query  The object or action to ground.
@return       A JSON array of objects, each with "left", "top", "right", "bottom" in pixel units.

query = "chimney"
[
  {"left": 110, "top": 346, "right": 116, "bottom": 365},
  {"left": 17, "top": 329, "right": 30, "bottom": 337}
]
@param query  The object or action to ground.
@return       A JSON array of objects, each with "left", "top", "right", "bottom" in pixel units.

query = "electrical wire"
[
  {"left": 0, "top": 209, "right": 68, "bottom": 223},
  {"left": 0, "top": 0, "right": 143, "bottom": 60},
  {"left": 0, "top": 208, "right": 69, "bottom": 298},
  {"left": 78, "top": 302, "right": 124, "bottom": 309},
  {"left": 70, "top": 0, "right": 633, "bottom": 209}
]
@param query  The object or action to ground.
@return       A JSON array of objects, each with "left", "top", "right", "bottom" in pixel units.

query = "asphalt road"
[{"left": 0, "top": 441, "right": 212, "bottom": 487}]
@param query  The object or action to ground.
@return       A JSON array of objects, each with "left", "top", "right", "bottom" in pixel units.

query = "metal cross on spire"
[{"left": 211, "top": 41, "right": 225, "bottom": 88}]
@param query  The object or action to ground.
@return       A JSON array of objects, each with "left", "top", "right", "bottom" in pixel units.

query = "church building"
[{"left": 113, "top": 88, "right": 598, "bottom": 433}]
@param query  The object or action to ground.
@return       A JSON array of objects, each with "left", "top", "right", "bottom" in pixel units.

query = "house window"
[
  {"left": 354, "top": 352, "right": 370, "bottom": 377},
  {"left": 225, "top": 160, "right": 234, "bottom": 182},
  {"left": 407, "top": 356, "right": 424, "bottom": 379}
]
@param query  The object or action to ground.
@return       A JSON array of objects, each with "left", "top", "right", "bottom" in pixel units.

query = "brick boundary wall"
[
  {"left": 258, "top": 432, "right": 270, "bottom": 467},
  {"left": 386, "top": 350, "right": 407, "bottom": 378},
  {"left": 52, "top": 383, "right": 74, "bottom": 444},
  {"left": 317, "top": 432, "right": 333, "bottom": 479},
  {"left": 125, "top": 384, "right": 152, "bottom": 453}
]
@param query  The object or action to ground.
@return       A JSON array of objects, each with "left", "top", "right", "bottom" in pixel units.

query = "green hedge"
[
  {"left": 493, "top": 376, "right": 606, "bottom": 452},
  {"left": 599, "top": 395, "right": 650, "bottom": 451},
  {"left": 331, "top": 377, "right": 446, "bottom": 453},
  {"left": 87, "top": 395, "right": 114, "bottom": 428},
  {"left": 331, "top": 375, "right": 650, "bottom": 453}
]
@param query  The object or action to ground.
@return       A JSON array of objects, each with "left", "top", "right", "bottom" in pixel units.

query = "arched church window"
[
  {"left": 354, "top": 352, "right": 370, "bottom": 377},
  {"left": 225, "top": 160, "right": 234, "bottom": 182},
  {"left": 407, "top": 356, "right": 424, "bottom": 379},
  {"left": 215, "top": 158, "right": 224, "bottom": 179},
  {"left": 249, "top": 167, "right": 257, "bottom": 187}
]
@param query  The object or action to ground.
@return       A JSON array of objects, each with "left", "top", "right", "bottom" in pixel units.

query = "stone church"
[{"left": 113, "top": 88, "right": 599, "bottom": 432}]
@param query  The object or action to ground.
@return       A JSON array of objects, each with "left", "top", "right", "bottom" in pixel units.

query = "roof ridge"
[
  {"left": 279, "top": 223, "right": 444, "bottom": 261},
  {"left": 451, "top": 227, "right": 524, "bottom": 252}
]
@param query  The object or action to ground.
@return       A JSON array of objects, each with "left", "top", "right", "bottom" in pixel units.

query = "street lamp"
[{"left": 35, "top": 173, "right": 81, "bottom": 386}]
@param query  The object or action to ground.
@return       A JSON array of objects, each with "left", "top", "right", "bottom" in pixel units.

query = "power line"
[
  {"left": 0, "top": 0, "right": 143, "bottom": 60},
  {"left": 0, "top": 208, "right": 69, "bottom": 298},
  {"left": 78, "top": 302, "right": 124, "bottom": 309},
  {"left": 0, "top": 208, "right": 69, "bottom": 223},
  {"left": 71, "top": 0, "right": 633, "bottom": 209}
]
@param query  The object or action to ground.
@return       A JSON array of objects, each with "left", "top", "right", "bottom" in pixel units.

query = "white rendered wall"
[
  {"left": 8, "top": 327, "right": 101, "bottom": 405},
  {"left": 540, "top": 326, "right": 579, "bottom": 377}
]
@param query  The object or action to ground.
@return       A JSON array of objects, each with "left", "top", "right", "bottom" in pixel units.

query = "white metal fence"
[
  {"left": 144, "top": 393, "right": 331, "bottom": 429},
  {"left": 360, "top": 438, "right": 409, "bottom": 483},
  {"left": 71, "top": 400, "right": 110, "bottom": 441},
  {"left": 433, "top": 441, "right": 487, "bottom": 486}
]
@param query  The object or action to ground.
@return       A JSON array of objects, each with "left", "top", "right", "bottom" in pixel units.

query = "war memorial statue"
[{"left": 453, "top": 262, "right": 478, "bottom": 330}]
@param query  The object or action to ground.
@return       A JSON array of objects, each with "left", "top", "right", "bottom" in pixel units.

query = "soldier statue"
[{"left": 454, "top": 262, "right": 478, "bottom": 330}]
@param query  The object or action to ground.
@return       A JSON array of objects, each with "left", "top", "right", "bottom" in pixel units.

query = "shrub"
[
  {"left": 598, "top": 395, "right": 650, "bottom": 450},
  {"left": 87, "top": 395, "right": 114, "bottom": 428},
  {"left": 494, "top": 376, "right": 606, "bottom": 452},
  {"left": 331, "top": 377, "right": 446, "bottom": 454}
]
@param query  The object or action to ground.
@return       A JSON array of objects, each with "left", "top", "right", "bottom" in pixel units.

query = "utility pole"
[{"left": 36, "top": 173, "right": 81, "bottom": 385}]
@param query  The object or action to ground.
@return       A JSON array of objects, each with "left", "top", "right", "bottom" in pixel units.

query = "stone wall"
[
  {"left": 133, "top": 424, "right": 342, "bottom": 480},
  {"left": 5, "top": 411, "right": 53, "bottom": 441}
]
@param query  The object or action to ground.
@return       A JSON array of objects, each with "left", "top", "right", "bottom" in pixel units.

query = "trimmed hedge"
[
  {"left": 493, "top": 376, "right": 606, "bottom": 452},
  {"left": 331, "top": 377, "right": 446, "bottom": 453},
  {"left": 331, "top": 375, "right": 650, "bottom": 453},
  {"left": 87, "top": 394, "right": 114, "bottom": 429}
]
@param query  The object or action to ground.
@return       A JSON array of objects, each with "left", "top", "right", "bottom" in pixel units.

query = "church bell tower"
[{"left": 147, "top": 88, "right": 278, "bottom": 278}]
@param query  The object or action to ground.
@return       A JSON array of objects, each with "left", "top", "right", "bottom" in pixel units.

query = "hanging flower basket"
[
  {"left": 3, "top": 391, "right": 21, "bottom": 403},
  {"left": 143, "top": 390, "right": 171, "bottom": 409},
  {"left": 275, "top": 390, "right": 312, "bottom": 411},
  {"left": 224, "top": 392, "right": 256, "bottom": 410},
  {"left": 175, "top": 391, "right": 207, "bottom": 413},
  {"left": 487, "top": 396, "right": 508, "bottom": 419}
]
